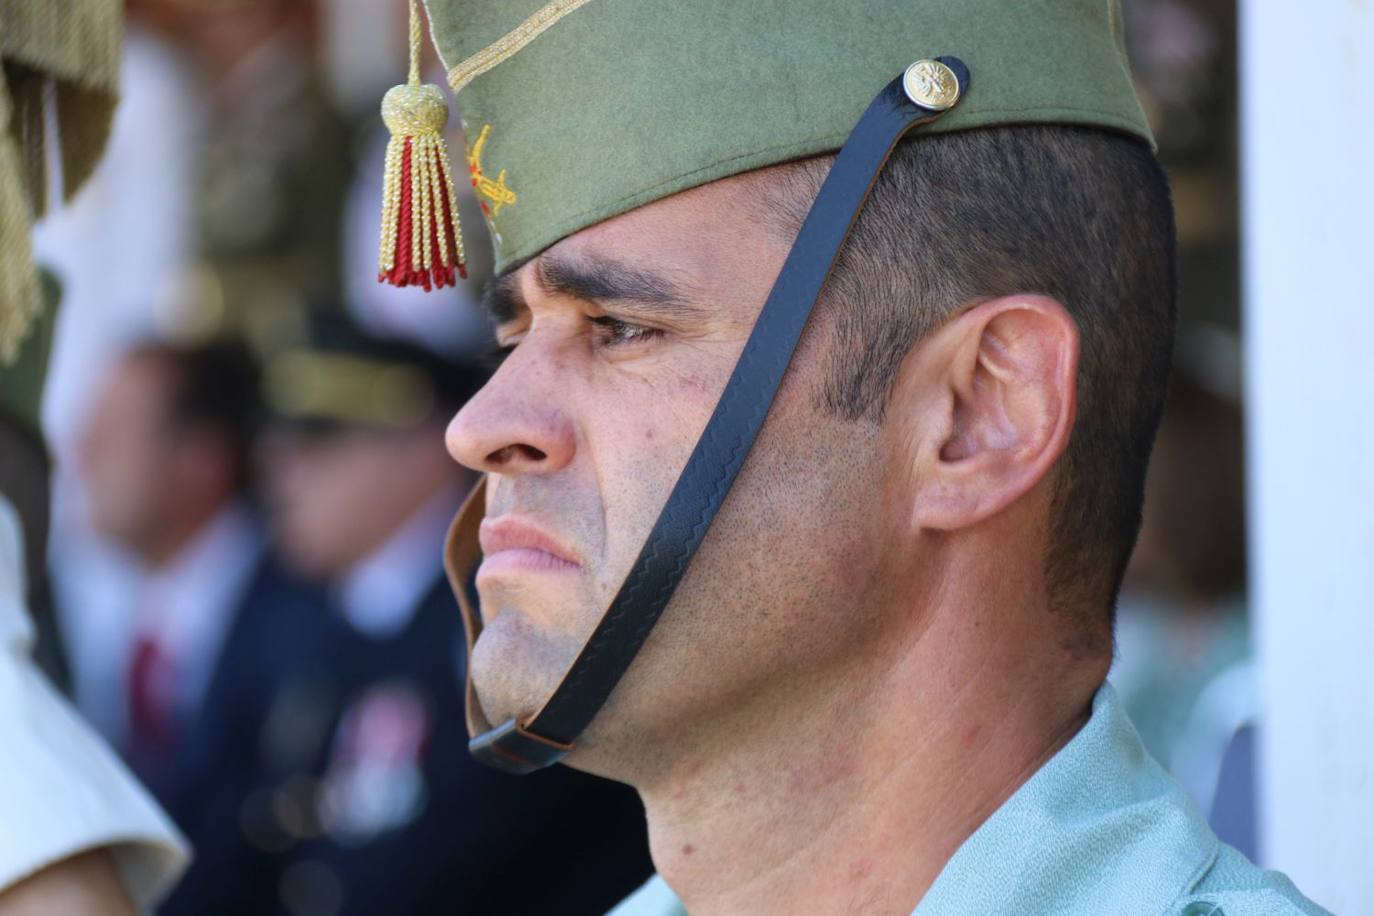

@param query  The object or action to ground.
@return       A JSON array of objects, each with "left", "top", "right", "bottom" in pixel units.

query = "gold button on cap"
[{"left": 903, "top": 59, "right": 961, "bottom": 111}]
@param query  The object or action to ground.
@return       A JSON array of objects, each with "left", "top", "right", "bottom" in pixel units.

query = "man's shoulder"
[{"left": 1174, "top": 845, "right": 1332, "bottom": 916}]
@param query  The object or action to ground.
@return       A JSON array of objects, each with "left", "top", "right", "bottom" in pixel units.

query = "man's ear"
[{"left": 899, "top": 295, "right": 1079, "bottom": 531}]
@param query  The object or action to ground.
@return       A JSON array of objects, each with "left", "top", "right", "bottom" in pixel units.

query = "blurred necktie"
[{"left": 126, "top": 630, "right": 179, "bottom": 770}]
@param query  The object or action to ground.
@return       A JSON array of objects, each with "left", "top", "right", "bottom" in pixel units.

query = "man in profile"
[
  {"left": 409, "top": 0, "right": 1326, "bottom": 912},
  {"left": 77, "top": 339, "right": 323, "bottom": 915}
]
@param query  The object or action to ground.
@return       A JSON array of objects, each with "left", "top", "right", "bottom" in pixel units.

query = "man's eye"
[{"left": 590, "top": 316, "right": 662, "bottom": 348}]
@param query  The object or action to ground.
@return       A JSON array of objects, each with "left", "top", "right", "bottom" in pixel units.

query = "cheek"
[
  {"left": 684, "top": 418, "right": 889, "bottom": 647},
  {"left": 676, "top": 371, "right": 712, "bottom": 400},
  {"left": 584, "top": 366, "right": 723, "bottom": 581},
  {"left": 113, "top": 438, "right": 172, "bottom": 508}
]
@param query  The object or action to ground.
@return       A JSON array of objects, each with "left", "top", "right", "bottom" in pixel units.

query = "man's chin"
[{"left": 469, "top": 606, "right": 581, "bottom": 728}]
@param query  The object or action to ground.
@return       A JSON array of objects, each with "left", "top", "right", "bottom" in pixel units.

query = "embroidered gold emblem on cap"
[
  {"left": 468, "top": 125, "right": 518, "bottom": 218},
  {"left": 903, "top": 59, "right": 961, "bottom": 111}
]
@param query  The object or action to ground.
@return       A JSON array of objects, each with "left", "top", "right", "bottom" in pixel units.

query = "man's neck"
[{"left": 636, "top": 595, "right": 1101, "bottom": 916}]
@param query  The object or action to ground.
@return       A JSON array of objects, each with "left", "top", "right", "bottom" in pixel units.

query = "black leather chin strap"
[{"left": 454, "top": 58, "right": 970, "bottom": 774}]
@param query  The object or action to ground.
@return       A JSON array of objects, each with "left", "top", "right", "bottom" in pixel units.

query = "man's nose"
[{"left": 446, "top": 352, "right": 576, "bottom": 476}]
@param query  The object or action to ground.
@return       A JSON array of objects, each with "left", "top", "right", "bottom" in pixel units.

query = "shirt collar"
[
  {"left": 916, "top": 682, "right": 1219, "bottom": 914},
  {"left": 133, "top": 502, "right": 263, "bottom": 715},
  {"left": 136, "top": 502, "right": 261, "bottom": 652}
]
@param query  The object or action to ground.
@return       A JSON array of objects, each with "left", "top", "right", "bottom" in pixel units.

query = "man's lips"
[{"left": 477, "top": 516, "right": 582, "bottom": 578}]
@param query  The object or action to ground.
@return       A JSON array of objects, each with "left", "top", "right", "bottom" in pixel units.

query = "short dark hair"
[
  {"left": 770, "top": 125, "right": 1177, "bottom": 651},
  {"left": 129, "top": 339, "right": 263, "bottom": 490}
]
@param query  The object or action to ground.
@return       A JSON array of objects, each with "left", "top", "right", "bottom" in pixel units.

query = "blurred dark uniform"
[
  {"left": 255, "top": 318, "right": 653, "bottom": 916},
  {"left": 142, "top": 549, "right": 331, "bottom": 916}
]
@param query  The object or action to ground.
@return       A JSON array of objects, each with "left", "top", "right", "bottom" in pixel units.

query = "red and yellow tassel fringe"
[{"left": 377, "top": 1, "right": 466, "bottom": 290}]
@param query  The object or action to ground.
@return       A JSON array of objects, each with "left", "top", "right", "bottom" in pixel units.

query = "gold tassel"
[{"left": 378, "top": 0, "right": 466, "bottom": 290}]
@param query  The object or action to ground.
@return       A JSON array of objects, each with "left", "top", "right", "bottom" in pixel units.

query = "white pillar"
[{"left": 1241, "top": 2, "right": 1374, "bottom": 912}]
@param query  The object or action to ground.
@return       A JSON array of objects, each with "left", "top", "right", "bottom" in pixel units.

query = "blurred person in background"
[
  {"left": 76, "top": 338, "right": 329, "bottom": 915},
  {"left": 1111, "top": 324, "right": 1255, "bottom": 855},
  {"left": 129, "top": 0, "right": 353, "bottom": 331},
  {"left": 256, "top": 315, "right": 653, "bottom": 916},
  {"left": 40, "top": 0, "right": 354, "bottom": 461},
  {"left": 40, "top": 0, "right": 352, "bottom": 739}
]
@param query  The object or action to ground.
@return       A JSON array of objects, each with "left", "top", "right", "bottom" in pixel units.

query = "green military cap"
[{"left": 414, "top": 0, "right": 1152, "bottom": 273}]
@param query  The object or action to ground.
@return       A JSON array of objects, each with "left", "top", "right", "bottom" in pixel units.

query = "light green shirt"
[{"left": 609, "top": 685, "right": 1326, "bottom": 916}]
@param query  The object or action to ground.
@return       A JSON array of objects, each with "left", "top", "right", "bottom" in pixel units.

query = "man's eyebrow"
[
  {"left": 481, "top": 261, "right": 529, "bottom": 325},
  {"left": 536, "top": 253, "right": 709, "bottom": 323},
  {"left": 481, "top": 252, "right": 709, "bottom": 327}
]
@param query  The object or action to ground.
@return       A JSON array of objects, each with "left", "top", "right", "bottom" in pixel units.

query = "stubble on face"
[
  {"left": 454, "top": 168, "right": 898, "bottom": 778},
  {"left": 463, "top": 206, "right": 749, "bottom": 733}
]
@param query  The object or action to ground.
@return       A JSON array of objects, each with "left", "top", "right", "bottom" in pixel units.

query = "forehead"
[{"left": 499, "top": 168, "right": 788, "bottom": 310}]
